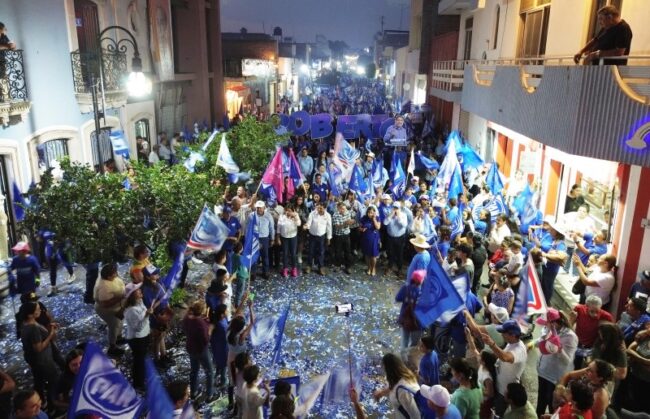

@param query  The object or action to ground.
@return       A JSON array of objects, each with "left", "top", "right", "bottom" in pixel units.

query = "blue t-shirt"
[
  {"left": 578, "top": 241, "right": 607, "bottom": 265},
  {"left": 439, "top": 404, "right": 462, "bottom": 419},
  {"left": 406, "top": 251, "right": 431, "bottom": 285},
  {"left": 419, "top": 351, "right": 440, "bottom": 386},
  {"left": 312, "top": 182, "right": 329, "bottom": 201},
  {"left": 222, "top": 217, "right": 241, "bottom": 251},
  {"left": 543, "top": 240, "right": 567, "bottom": 275},
  {"left": 437, "top": 241, "right": 451, "bottom": 259}
]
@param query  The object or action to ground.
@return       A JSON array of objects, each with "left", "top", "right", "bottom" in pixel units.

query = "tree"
[{"left": 22, "top": 117, "right": 282, "bottom": 268}]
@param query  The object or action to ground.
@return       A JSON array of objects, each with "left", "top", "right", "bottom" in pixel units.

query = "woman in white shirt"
[
  {"left": 93, "top": 263, "right": 126, "bottom": 357},
  {"left": 123, "top": 283, "right": 152, "bottom": 390},
  {"left": 573, "top": 254, "right": 616, "bottom": 307},
  {"left": 277, "top": 204, "right": 301, "bottom": 278},
  {"left": 373, "top": 353, "right": 421, "bottom": 419}
]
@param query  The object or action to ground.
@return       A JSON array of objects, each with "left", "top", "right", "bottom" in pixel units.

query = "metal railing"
[
  {"left": 70, "top": 49, "right": 127, "bottom": 94},
  {"left": 0, "top": 49, "right": 28, "bottom": 103},
  {"left": 430, "top": 55, "right": 650, "bottom": 91}
]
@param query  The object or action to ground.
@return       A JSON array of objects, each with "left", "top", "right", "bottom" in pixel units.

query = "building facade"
[
  {"left": 428, "top": 0, "right": 650, "bottom": 314},
  {"left": 0, "top": 0, "right": 224, "bottom": 252}
]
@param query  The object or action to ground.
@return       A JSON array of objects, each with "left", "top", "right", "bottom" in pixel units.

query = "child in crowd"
[
  {"left": 240, "top": 365, "right": 270, "bottom": 419},
  {"left": 418, "top": 335, "right": 440, "bottom": 386},
  {"left": 485, "top": 274, "right": 515, "bottom": 317},
  {"left": 506, "top": 240, "right": 524, "bottom": 276},
  {"left": 231, "top": 242, "right": 249, "bottom": 308}
]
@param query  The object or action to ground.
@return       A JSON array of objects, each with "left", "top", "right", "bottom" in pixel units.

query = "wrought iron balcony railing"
[
  {"left": 70, "top": 49, "right": 127, "bottom": 94},
  {"left": 0, "top": 49, "right": 28, "bottom": 103}
]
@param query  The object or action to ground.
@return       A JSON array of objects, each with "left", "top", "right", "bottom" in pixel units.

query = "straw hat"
[{"left": 409, "top": 234, "right": 431, "bottom": 249}]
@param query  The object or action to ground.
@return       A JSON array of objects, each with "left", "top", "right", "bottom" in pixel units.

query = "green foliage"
[
  {"left": 22, "top": 119, "right": 280, "bottom": 265},
  {"left": 169, "top": 287, "right": 188, "bottom": 307}
]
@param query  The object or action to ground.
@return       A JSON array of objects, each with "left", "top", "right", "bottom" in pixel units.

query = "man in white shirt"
[
  {"left": 481, "top": 320, "right": 528, "bottom": 417},
  {"left": 303, "top": 202, "right": 332, "bottom": 275},
  {"left": 488, "top": 214, "right": 512, "bottom": 253}
]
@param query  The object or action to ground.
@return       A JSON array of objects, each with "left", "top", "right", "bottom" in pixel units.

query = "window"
[
  {"left": 493, "top": 5, "right": 501, "bottom": 50},
  {"left": 37, "top": 139, "right": 69, "bottom": 169},
  {"left": 91, "top": 128, "right": 114, "bottom": 172},
  {"left": 463, "top": 17, "right": 474, "bottom": 60},
  {"left": 589, "top": 0, "right": 623, "bottom": 39},
  {"left": 135, "top": 118, "right": 150, "bottom": 143},
  {"left": 518, "top": 5, "right": 550, "bottom": 58}
]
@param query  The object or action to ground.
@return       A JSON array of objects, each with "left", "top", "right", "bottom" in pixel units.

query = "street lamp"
[{"left": 92, "top": 25, "right": 151, "bottom": 172}]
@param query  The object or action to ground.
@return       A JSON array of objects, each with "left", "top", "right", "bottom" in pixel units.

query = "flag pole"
[{"left": 345, "top": 311, "right": 353, "bottom": 385}]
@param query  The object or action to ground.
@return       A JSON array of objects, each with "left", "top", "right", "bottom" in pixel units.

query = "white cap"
[
  {"left": 381, "top": 194, "right": 392, "bottom": 200},
  {"left": 124, "top": 282, "right": 142, "bottom": 300},
  {"left": 254, "top": 200, "right": 266, "bottom": 208},
  {"left": 420, "top": 385, "right": 450, "bottom": 407},
  {"left": 367, "top": 151, "right": 375, "bottom": 158},
  {"left": 488, "top": 303, "right": 510, "bottom": 324}
]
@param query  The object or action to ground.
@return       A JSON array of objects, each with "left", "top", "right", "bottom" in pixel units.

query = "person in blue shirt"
[
  {"left": 209, "top": 303, "right": 229, "bottom": 388},
  {"left": 396, "top": 269, "right": 425, "bottom": 350},
  {"left": 620, "top": 297, "right": 650, "bottom": 345},
  {"left": 418, "top": 335, "right": 440, "bottom": 386},
  {"left": 11, "top": 389, "right": 49, "bottom": 419},
  {"left": 574, "top": 231, "right": 608, "bottom": 266},
  {"left": 9, "top": 242, "right": 41, "bottom": 295},
  {"left": 221, "top": 207, "right": 242, "bottom": 272},
  {"left": 311, "top": 173, "right": 329, "bottom": 202},
  {"left": 297, "top": 146, "right": 314, "bottom": 179},
  {"left": 383, "top": 115, "right": 407, "bottom": 147},
  {"left": 540, "top": 222, "right": 568, "bottom": 303},
  {"left": 406, "top": 234, "right": 431, "bottom": 285}
]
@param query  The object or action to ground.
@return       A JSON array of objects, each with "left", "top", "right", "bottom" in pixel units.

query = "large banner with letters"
[{"left": 276, "top": 112, "right": 397, "bottom": 140}]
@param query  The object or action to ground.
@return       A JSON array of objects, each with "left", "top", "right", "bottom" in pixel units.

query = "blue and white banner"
[
  {"left": 201, "top": 130, "right": 218, "bottom": 152},
  {"left": 472, "top": 194, "right": 509, "bottom": 223},
  {"left": 415, "top": 257, "right": 465, "bottom": 327},
  {"left": 187, "top": 205, "right": 230, "bottom": 251},
  {"left": 242, "top": 213, "right": 260, "bottom": 269},
  {"left": 68, "top": 342, "right": 143, "bottom": 419},
  {"left": 109, "top": 130, "right": 131, "bottom": 160},
  {"left": 250, "top": 314, "right": 280, "bottom": 347},
  {"left": 272, "top": 305, "right": 290, "bottom": 365},
  {"left": 160, "top": 242, "right": 186, "bottom": 305},
  {"left": 145, "top": 358, "right": 174, "bottom": 419}
]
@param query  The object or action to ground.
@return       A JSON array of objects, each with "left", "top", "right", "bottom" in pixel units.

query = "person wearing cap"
[
  {"left": 362, "top": 151, "right": 374, "bottom": 177},
  {"left": 464, "top": 306, "right": 508, "bottom": 349},
  {"left": 480, "top": 319, "right": 527, "bottom": 416},
  {"left": 396, "top": 269, "right": 425, "bottom": 351},
  {"left": 123, "top": 282, "right": 151, "bottom": 390},
  {"left": 540, "top": 220, "right": 568, "bottom": 303},
  {"left": 535, "top": 308, "right": 578, "bottom": 416},
  {"left": 384, "top": 201, "right": 408, "bottom": 276},
  {"left": 629, "top": 270, "right": 650, "bottom": 301},
  {"left": 405, "top": 234, "right": 431, "bottom": 285},
  {"left": 420, "top": 384, "right": 462, "bottom": 419},
  {"left": 248, "top": 201, "right": 275, "bottom": 279},
  {"left": 298, "top": 146, "right": 314, "bottom": 179},
  {"left": 569, "top": 295, "right": 613, "bottom": 369},
  {"left": 9, "top": 242, "right": 41, "bottom": 295},
  {"left": 93, "top": 263, "right": 126, "bottom": 356},
  {"left": 502, "top": 382, "right": 536, "bottom": 419},
  {"left": 303, "top": 201, "right": 332, "bottom": 275}
]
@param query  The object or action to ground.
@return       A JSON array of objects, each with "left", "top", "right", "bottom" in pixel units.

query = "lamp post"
[{"left": 91, "top": 25, "right": 151, "bottom": 173}]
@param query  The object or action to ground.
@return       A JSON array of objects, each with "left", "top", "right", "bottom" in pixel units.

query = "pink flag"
[{"left": 262, "top": 149, "right": 285, "bottom": 203}]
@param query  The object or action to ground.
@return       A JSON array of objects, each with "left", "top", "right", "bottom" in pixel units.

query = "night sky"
[{"left": 220, "top": 0, "right": 411, "bottom": 49}]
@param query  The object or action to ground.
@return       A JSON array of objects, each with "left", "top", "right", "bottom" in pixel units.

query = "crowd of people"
[{"left": 2, "top": 75, "right": 650, "bottom": 419}]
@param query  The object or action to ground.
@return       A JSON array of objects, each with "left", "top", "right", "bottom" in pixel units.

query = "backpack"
[{"left": 396, "top": 385, "right": 436, "bottom": 419}]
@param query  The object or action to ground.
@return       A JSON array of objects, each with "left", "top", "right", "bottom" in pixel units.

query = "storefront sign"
[
  {"left": 518, "top": 151, "right": 537, "bottom": 174},
  {"left": 276, "top": 112, "right": 397, "bottom": 140}
]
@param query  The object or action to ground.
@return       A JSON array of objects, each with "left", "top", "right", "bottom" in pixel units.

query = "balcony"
[
  {"left": 429, "top": 60, "right": 465, "bottom": 103},
  {"left": 438, "top": 0, "right": 484, "bottom": 15},
  {"left": 70, "top": 49, "right": 129, "bottom": 113},
  {"left": 429, "top": 56, "right": 650, "bottom": 167},
  {"left": 0, "top": 49, "right": 31, "bottom": 127}
]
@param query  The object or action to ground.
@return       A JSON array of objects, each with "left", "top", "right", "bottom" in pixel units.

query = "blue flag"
[
  {"left": 159, "top": 243, "right": 186, "bottom": 305},
  {"left": 222, "top": 114, "right": 230, "bottom": 131},
  {"left": 512, "top": 183, "right": 538, "bottom": 227},
  {"left": 371, "top": 159, "right": 389, "bottom": 189},
  {"left": 242, "top": 214, "right": 260, "bottom": 269},
  {"left": 349, "top": 164, "right": 371, "bottom": 201},
  {"left": 12, "top": 181, "right": 27, "bottom": 222},
  {"left": 485, "top": 163, "right": 504, "bottom": 196},
  {"left": 458, "top": 143, "right": 484, "bottom": 170},
  {"left": 415, "top": 257, "right": 465, "bottom": 327},
  {"left": 415, "top": 152, "right": 440, "bottom": 171},
  {"left": 187, "top": 205, "right": 230, "bottom": 251},
  {"left": 68, "top": 342, "right": 143, "bottom": 419},
  {"left": 250, "top": 314, "right": 280, "bottom": 347},
  {"left": 216, "top": 133, "right": 240, "bottom": 174},
  {"left": 145, "top": 358, "right": 174, "bottom": 419},
  {"left": 321, "top": 362, "right": 361, "bottom": 407},
  {"left": 448, "top": 164, "right": 464, "bottom": 201},
  {"left": 391, "top": 158, "right": 406, "bottom": 199},
  {"left": 271, "top": 305, "right": 290, "bottom": 365},
  {"left": 327, "top": 163, "right": 340, "bottom": 197},
  {"left": 450, "top": 205, "right": 465, "bottom": 240},
  {"left": 447, "top": 130, "right": 463, "bottom": 151},
  {"left": 473, "top": 194, "right": 509, "bottom": 223}
]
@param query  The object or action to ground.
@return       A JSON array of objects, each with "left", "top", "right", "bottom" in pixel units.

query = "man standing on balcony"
[
  {"left": 574, "top": 5, "right": 632, "bottom": 65},
  {"left": 0, "top": 23, "right": 16, "bottom": 101}
]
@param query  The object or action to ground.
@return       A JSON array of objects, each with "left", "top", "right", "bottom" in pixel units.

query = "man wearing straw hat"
[{"left": 405, "top": 234, "right": 431, "bottom": 285}]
